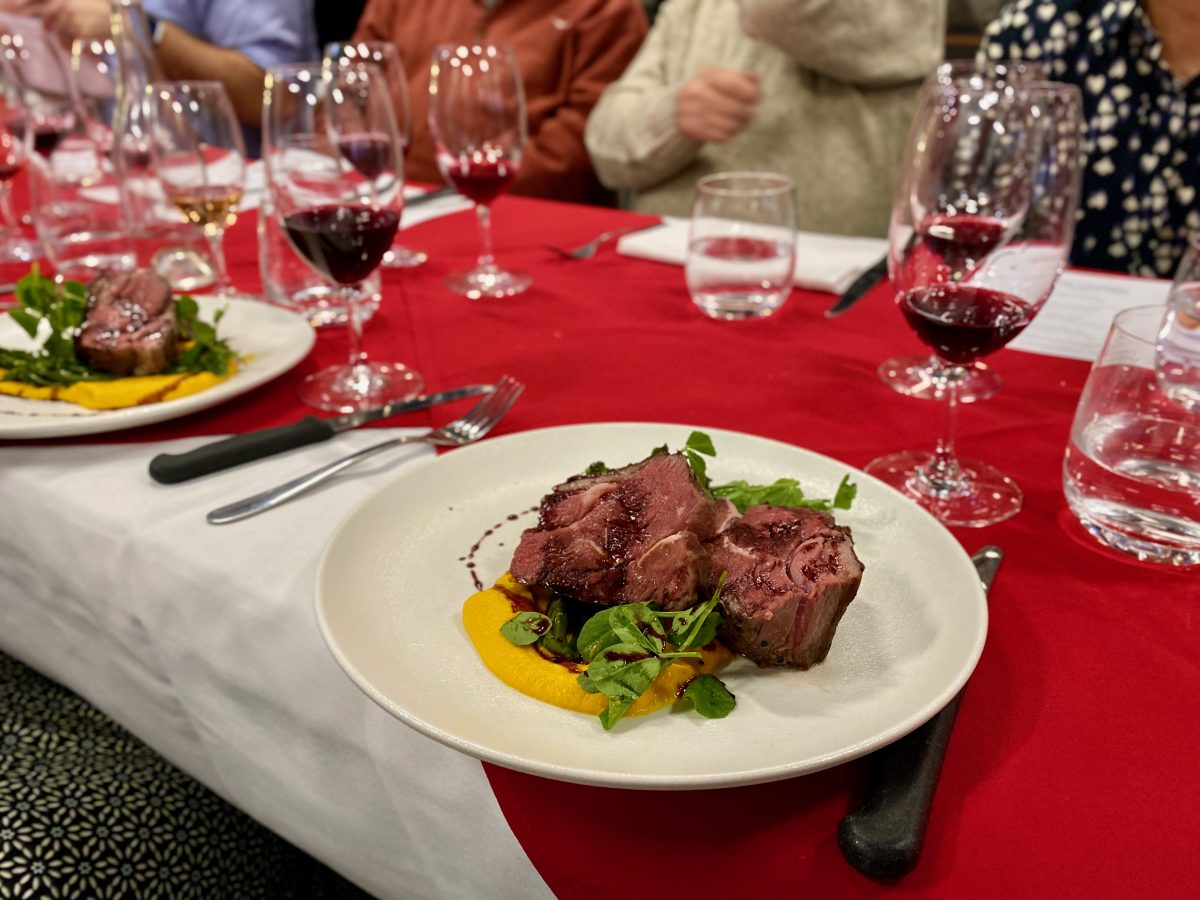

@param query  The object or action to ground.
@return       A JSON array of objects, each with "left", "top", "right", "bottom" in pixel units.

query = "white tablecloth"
[{"left": 0, "top": 431, "right": 552, "bottom": 900}]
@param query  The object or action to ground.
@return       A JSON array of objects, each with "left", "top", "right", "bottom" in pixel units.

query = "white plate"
[
  {"left": 0, "top": 297, "right": 314, "bottom": 439},
  {"left": 316, "top": 423, "right": 988, "bottom": 790}
]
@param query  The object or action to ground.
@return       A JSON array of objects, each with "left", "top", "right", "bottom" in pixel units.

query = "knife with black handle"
[
  {"left": 825, "top": 257, "right": 888, "bottom": 318},
  {"left": 148, "top": 384, "right": 491, "bottom": 484},
  {"left": 838, "top": 545, "right": 1003, "bottom": 879}
]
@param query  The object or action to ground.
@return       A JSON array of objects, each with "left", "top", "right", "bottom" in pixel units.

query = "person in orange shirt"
[{"left": 352, "top": 0, "right": 648, "bottom": 205}]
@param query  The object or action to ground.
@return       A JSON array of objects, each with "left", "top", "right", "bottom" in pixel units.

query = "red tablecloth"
[{"left": 7, "top": 194, "right": 1198, "bottom": 898}]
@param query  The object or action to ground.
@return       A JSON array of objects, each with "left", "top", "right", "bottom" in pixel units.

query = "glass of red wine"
[
  {"left": 865, "top": 76, "right": 1083, "bottom": 527},
  {"left": 428, "top": 43, "right": 529, "bottom": 299},
  {"left": 878, "top": 59, "right": 1049, "bottom": 405},
  {"left": 325, "top": 40, "right": 428, "bottom": 269},
  {"left": 263, "top": 60, "right": 422, "bottom": 411}
]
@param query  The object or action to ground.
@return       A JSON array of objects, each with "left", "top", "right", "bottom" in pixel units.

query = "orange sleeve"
[
  {"left": 350, "top": 0, "right": 396, "bottom": 43},
  {"left": 513, "top": 1, "right": 648, "bottom": 204}
]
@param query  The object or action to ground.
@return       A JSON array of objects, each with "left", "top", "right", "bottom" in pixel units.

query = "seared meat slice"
[
  {"left": 708, "top": 504, "right": 863, "bottom": 669},
  {"left": 76, "top": 269, "right": 178, "bottom": 376},
  {"left": 511, "top": 452, "right": 734, "bottom": 609}
]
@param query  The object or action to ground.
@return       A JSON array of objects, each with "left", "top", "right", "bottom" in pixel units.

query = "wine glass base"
[
  {"left": 299, "top": 362, "right": 424, "bottom": 413},
  {"left": 446, "top": 268, "right": 531, "bottom": 299},
  {"left": 865, "top": 450, "right": 1023, "bottom": 527},
  {"left": 152, "top": 247, "right": 216, "bottom": 292},
  {"left": 0, "top": 236, "right": 43, "bottom": 264},
  {"left": 878, "top": 356, "right": 1003, "bottom": 404},
  {"left": 382, "top": 245, "right": 428, "bottom": 268}
]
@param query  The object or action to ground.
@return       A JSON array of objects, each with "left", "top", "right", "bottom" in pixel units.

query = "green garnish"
[
  {"left": 0, "top": 267, "right": 235, "bottom": 387},
  {"left": 681, "top": 674, "right": 736, "bottom": 719}
]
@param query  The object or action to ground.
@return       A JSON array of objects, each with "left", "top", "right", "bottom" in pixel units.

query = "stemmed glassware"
[
  {"left": 877, "top": 59, "right": 1049, "bottom": 405},
  {"left": 865, "top": 75, "right": 1083, "bottom": 526},
  {"left": 263, "top": 60, "right": 423, "bottom": 411},
  {"left": 0, "top": 96, "right": 35, "bottom": 264},
  {"left": 145, "top": 81, "right": 246, "bottom": 299},
  {"left": 325, "top": 40, "right": 428, "bottom": 269},
  {"left": 428, "top": 42, "right": 530, "bottom": 299}
]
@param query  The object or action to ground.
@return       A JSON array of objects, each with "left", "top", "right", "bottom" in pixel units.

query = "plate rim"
[
  {"left": 0, "top": 296, "right": 314, "bottom": 439},
  {"left": 316, "top": 421, "right": 989, "bottom": 790}
]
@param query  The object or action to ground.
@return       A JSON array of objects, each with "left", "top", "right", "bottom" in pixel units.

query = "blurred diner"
[
  {"left": 584, "top": 0, "right": 948, "bottom": 236},
  {"left": 351, "top": 0, "right": 649, "bottom": 205},
  {"left": 980, "top": 0, "right": 1200, "bottom": 277}
]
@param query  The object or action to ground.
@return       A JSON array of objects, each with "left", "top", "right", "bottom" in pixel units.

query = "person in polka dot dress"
[{"left": 980, "top": 0, "right": 1199, "bottom": 277}]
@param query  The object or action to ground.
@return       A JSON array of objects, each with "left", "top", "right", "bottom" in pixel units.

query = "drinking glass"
[
  {"left": 0, "top": 97, "right": 37, "bottom": 263},
  {"left": 1064, "top": 306, "right": 1200, "bottom": 567},
  {"left": 146, "top": 81, "right": 246, "bottom": 300},
  {"left": 1154, "top": 234, "right": 1200, "bottom": 412},
  {"left": 325, "top": 40, "right": 427, "bottom": 269},
  {"left": 865, "top": 77, "right": 1084, "bottom": 527},
  {"left": 264, "top": 61, "right": 423, "bottom": 411},
  {"left": 878, "top": 59, "right": 1050, "bottom": 404},
  {"left": 685, "top": 171, "right": 796, "bottom": 319},
  {"left": 428, "top": 43, "right": 530, "bottom": 299}
]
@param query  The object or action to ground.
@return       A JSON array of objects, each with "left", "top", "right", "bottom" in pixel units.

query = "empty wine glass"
[
  {"left": 264, "top": 60, "right": 423, "bottom": 411},
  {"left": 325, "top": 40, "right": 427, "bottom": 269},
  {"left": 0, "top": 97, "right": 36, "bottom": 264},
  {"left": 146, "top": 81, "right": 246, "bottom": 300},
  {"left": 865, "top": 76, "right": 1083, "bottom": 526},
  {"left": 428, "top": 42, "right": 529, "bottom": 299},
  {"left": 878, "top": 59, "right": 1050, "bottom": 405}
]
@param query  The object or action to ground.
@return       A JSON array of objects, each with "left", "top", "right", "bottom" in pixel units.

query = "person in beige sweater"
[{"left": 584, "top": 0, "right": 947, "bottom": 236}]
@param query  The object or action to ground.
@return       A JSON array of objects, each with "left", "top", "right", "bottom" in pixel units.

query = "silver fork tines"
[
  {"left": 207, "top": 376, "right": 525, "bottom": 525},
  {"left": 543, "top": 226, "right": 641, "bottom": 260}
]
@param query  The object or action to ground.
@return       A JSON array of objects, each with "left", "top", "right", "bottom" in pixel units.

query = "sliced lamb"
[
  {"left": 76, "top": 269, "right": 178, "bottom": 376},
  {"left": 708, "top": 504, "right": 863, "bottom": 669},
  {"left": 510, "top": 452, "right": 733, "bottom": 609}
]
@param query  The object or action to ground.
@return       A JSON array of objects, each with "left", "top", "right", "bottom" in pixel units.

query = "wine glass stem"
[
  {"left": 924, "top": 368, "right": 965, "bottom": 490},
  {"left": 0, "top": 182, "right": 19, "bottom": 235},
  {"left": 475, "top": 203, "right": 495, "bottom": 271},
  {"left": 205, "top": 228, "right": 234, "bottom": 295},
  {"left": 341, "top": 285, "right": 368, "bottom": 370}
]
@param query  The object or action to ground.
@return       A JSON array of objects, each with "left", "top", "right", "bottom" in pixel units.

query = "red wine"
[
  {"left": 283, "top": 205, "right": 399, "bottom": 284},
  {"left": 33, "top": 124, "right": 68, "bottom": 158},
  {"left": 443, "top": 158, "right": 515, "bottom": 206},
  {"left": 900, "top": 283, "right": 1034, "bottom": 364},
  {"left": 920, "top": 213, "right": 1011, "bottom": 267},
  {"left": 338, "top": 133, "right": 391, "bottom": 180},
  {"left": 0, "top": 159, "right": 22, "bottom": 181}
]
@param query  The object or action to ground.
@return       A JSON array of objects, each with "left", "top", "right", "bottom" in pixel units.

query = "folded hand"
[{"left": 675, "top": 66, "right": 760, "bottom": 144}]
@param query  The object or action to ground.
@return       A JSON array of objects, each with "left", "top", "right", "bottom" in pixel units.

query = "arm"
[
  {"left": 583, "top": 0, "right": 701, "bottom": 193},
  {"left": 736, "top": 0, "right": 947, "bottom": 85},
  {"left": 511, "top": 1, "right": 648, "bottom": 202},
  {"left": 350, "top": 0, "right": 394, "bottom": 42},
  {"left": 155, "top": 25, "right": 265, "bottom": 126}
]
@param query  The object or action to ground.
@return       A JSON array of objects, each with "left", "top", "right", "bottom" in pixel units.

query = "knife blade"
[
  {"left": 406, "top": 186, "right": 455, "bottom": 207},
  {"left": 824, "top": 257, "right": 888, "bottom": 318},
  {"left": 147, "top": 383, "right": 492, "bottom": 484},
  {"left": 837, "top": 545, "right": 1003, "bottom": 879}
]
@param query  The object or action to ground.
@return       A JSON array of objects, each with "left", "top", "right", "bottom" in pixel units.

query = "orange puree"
[
  {"left": 0, "top": 361, "right": 236, "bottom": 410},
  {"left": 462, "top": 573, "right": 733, "bottom": 717}
]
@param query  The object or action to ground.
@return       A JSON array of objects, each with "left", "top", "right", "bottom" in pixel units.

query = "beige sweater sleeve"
[
  {"left": 737, "top": 0, "right": 947, "bottom": 86},
  {"left": 583, "top": 0, "right": 702, "bottom": 192}
]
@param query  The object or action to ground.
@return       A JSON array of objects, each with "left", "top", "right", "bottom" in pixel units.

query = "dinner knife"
[
  {"left": 147, "top": 383, "right": 492, "bottom": 484},
  {"left": 837, "top": 545, "right": 1003, "bottom": 879},
  {"left": 824, "top": 257, "right": 888, "bottom": 318},
  {"left": 406, "top": 187, "right": 455, "bottom": 207}
]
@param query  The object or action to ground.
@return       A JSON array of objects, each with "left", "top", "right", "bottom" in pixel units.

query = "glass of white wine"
[{"left": 146, "top": 81, "right": 246, "bottom": 299}]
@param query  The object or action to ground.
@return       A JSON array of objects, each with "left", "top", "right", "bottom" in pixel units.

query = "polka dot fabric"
[{"left": 981, "top": 0, "right": 1200, "bottom": 277}]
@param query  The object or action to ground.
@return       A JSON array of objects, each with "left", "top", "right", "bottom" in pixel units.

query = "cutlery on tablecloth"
[
  {"left": 838, "top": 545, "right": 1003, "bottom": 879},
  {"left": 825, "top": 257, "right": 888, "bottom": 318},
  {"left": 206, "top": 376, "right": 524, "bottom": 524},
  {"left": 406, "top": 187, "right": 456, "bottom": 207},
  {"left": 544, "top": 226, "right": 643, "bottom": 260},
  {"left": 148, "top": 383, "right": 493, "bottom": 484}
]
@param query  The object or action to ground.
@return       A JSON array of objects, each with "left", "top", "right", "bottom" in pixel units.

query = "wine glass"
[
  {"left": 428, "top": 43, "right": 530, "bottom": 299},
  {"left": 263, "top": 60, "right": 423, "bottom": 411},
  {"left": 0, "top": 97, "right": 36, "bottom": 264},
  {"left": 878, "top": 59, "right": 1049, "bottom": 405},
  {"left": 325, "top": 40, "right": 427, "bottom": 269},
  {"left": 865, "top": 76, "right": 1083, "bottom": 527},
  {"left": 145, "top": 81, "right": 246, "bottom": 300}
]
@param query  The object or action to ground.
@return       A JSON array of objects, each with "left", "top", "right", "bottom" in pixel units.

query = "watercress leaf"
[
  {"left": 833, "top": 475, "right": 857, "bottom": 510},
  {"left": 682, "top": 675, "right": 736, "bottom": 719},
  {"left": 599, "top": 698, "right": 635, "bottom": 731},
  {"left": 649, "top": 443, "right": 668, "bottom": 456},
  {"left": 685, "top": 449, "right": 709, "bottom": 489},
  {"left": 584, "top": 644, "right": 660, "bottom": 694},
  {"left": 584, "top": 460, "right": 609, "bottom": 475},
  {"left": 577, "top": 607, "right": 623, "bottom": 663},
  {"left": 576, "top": 672, "right": 599, "bottom": 693},
  {"left": 685, "top": 430, "right": 716, "bottom": 457},
  {"left": 8, "top": 308, "right": 40, "bottom": 339},
  {"left": 607, "top": 604, "right": 665, "bottom": 655},
  {"left": 499, "top": 611, "right": 551, "bottom": 646}
]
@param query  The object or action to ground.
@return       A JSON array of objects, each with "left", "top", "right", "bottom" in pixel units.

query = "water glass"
[
  {"left": 685, "top": 172, "right": 796, "bottom": 319},
  {"left": 1063, "top": 305, "right": 1200, "bottom": 567},
  {"left": 1154, "top": 236, "right": 1200, "bottom": 411},
  {"left": 258, "top": 188, "right": 380, "bottom": 328}
]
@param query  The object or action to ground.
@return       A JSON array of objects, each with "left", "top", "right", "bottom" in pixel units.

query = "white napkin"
[{"left": 617, "top": 216, "right": 888, "bottom": 294}]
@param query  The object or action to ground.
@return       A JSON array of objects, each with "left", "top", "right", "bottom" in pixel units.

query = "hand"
[
  {"left": 41, "top": 0, "right": 112, "bottom": 40},
  {"left": 675, "top": 67, "right": 760, "bottom": 144}
]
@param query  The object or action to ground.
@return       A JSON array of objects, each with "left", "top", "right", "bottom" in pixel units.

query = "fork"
[
  {"left": 206, "top": 376, "right": 524, "bottom": 525},
  {"left": 543, "top": 226, "right": 642, "bottom": 260}
]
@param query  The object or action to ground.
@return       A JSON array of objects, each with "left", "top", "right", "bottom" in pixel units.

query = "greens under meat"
[{"left": 0, "top": 268, "right": 234, "bottom": 386}]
